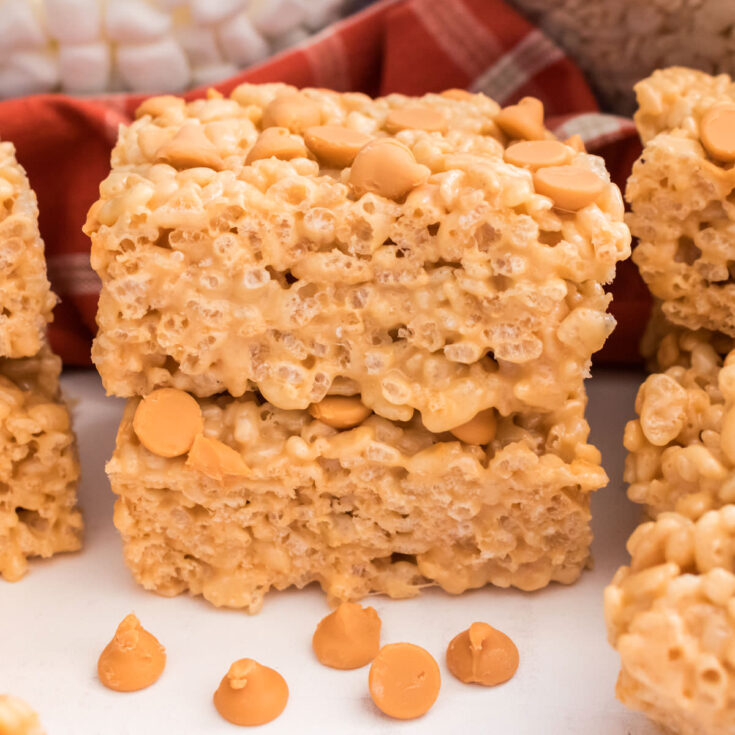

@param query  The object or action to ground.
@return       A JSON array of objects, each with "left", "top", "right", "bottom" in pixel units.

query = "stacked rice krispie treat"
[
  {"left": 0, "top": 141, "right": 82, "bottom": 582},
  {"left": 86, "top": 84, "right": 630, "bottom": 612},
  {"left": 607, "top": 66, "right": 735, "bottom": 734}
]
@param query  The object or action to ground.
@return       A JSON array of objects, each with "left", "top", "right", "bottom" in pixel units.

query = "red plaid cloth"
[{"left": 0, "top": 0, "right": 647, "bottom": 367}]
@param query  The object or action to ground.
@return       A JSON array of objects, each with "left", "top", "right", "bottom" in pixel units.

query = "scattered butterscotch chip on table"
[
  {"left": 97, "top": 613, "right": 166, "bottom": 692},
  {"left": 312, "top": 602, "right": 381, "bottom": 670},
  {"left": 213, "top": 658, "right": 288, "bottom": 727},
  {"left": 369, "top": 643, "right": 441, "bottom": 720},
  {"left": 446, "top": 622, "right": 519, "bottom": 686}
]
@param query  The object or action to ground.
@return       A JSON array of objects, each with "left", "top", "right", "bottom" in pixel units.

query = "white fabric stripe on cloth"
[
  {"left": 470, "top": 29, "right": 564, "bottom": 103},
  {"left": 415, "top": 0, "right": 502, "bottom": 78},
  {"left": 552, "top": 113, "right": 636, "bottom": 147},
  {"left": 46, "top": 253, "right": 102, "bottom": 296}
]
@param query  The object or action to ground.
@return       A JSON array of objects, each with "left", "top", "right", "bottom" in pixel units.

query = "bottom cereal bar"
[
  {"left": 624, "top": 316, "right": 735, "bottom": 519},
  {"left": 605, "top": 508, "right": 735, "bottom": 735},
  {"left": 0, "top": 347, "right": 82, "bottom": 581},
  {"left": 107, "top": 390, "right": 607, "bottom": 613}
]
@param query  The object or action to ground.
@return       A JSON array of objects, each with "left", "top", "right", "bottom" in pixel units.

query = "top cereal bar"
[
  {"left": 85, "top": 85, "right": 630, "bottom": 432},
  {"left": 628, "top": 67, "right": 735, "bottom": 336},
  {"left": 0, "top": 142, "right": 56, "bottom": 358}
]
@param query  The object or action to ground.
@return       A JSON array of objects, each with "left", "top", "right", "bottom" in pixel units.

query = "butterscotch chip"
[
  {"left": 308, "top": 396, "right": 371, "bottom": 429},
  {"left": 440, "top": 88, "right": 473, "bottom": 101},
  {"left": 261, "top": 93, "right": 321, "bottom": 134},
  {"left": 495, "top": 97, "right": 545, "bottom": 141},
  {"left": 449, "top": 408, "right": 497, "bottom": 444},
  {"left": 135, "top": 95, "right": 185, "bottom": 119},
  {"left": 564, "top": 134, "right": 586, "bottom": 153},
  {"left": 155, "top": 123, "right": 223, "bottom": 171},
  {"left": 369, "top": 643, "right": 441, "bottom": 720},
  {"left": 133, "top": 388, "right": 203, "bottom": 458},
  {"left": 533, "top": 165, "right": 605, "bottom": 210},
  {"left": 504, "top": 140, "right": 572, "bottom": 170},
  {"left": 303, "top": 126, "right": 372, "bottom": 167},
  {"left": 349, "top": 139, "right": 430, "bottom": 200},
  {"left": 245, "top": 127, "right": 308, "bottom": 164},
  {"left": 446, "top": 622, "right": 519, "bottom": 686},
  {"left": 213, "top": 658, "right": 288, "bottom": 727},
  {"left": 97, "top": 614, "right": 166, "bottom": 692},
  {"left": 700, "top": 104, "right": 735, "bottom": 161},
  {"left": 312, "top": 602, "right": 381, "bottom": 669},
  {"left": 385, "top": 108, "right": 448, "bottom": 134},
  {"left": 186, "top": 434, "right": 249, "bottom": 481},
  {"left": 0, "top": 695, "right": 45, "bottom": 735}
]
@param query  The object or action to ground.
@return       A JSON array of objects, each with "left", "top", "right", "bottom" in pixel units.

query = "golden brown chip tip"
[
  {"left": 504, "top": 140, "right": 572, "bottom": 170},
  {"left": 496, "top": 97, "right": 545, "bottom": 141},
  {"left": 369, "top": 643, "right": 441, "bottom": 720},
  {"left": 245, "top": 127, "right": 308, "bottom": 164},
  {"left": 564, "top": 134, "right": 586, "bottom": 153},
  {"left": 533, "top": 165, "right": 605, "bottom": 211},
  {"left": 700, "top": 104, "right": 735, "bottom": 161},
  {"left": 385, "top": 108, "right": 448, "bottom": 134},
  {"left": 133, "top": 388, "right": 203, "bottom": 458},
  {"left": 349, "top": 139, "right": 430, "bottom": 200},
  {"left": 185, "top": 434, "right": 249, "bottom": 481},
  {"left": 308, "top": 396, "right": 372, "bottom": 429},
  {"left": 97, "top": 614, "right": 166, "bottom": 692},
  {"left": 312, "top": 602, "right": 381, "bottom": 669},
  {"left": 449, "top": 408, "right": 497, "bottom": 445},
  {"left": 303, "top": 125, "right": 372, "bottom": 167},
  {"left": 155, "top": 123, "right": 224, "bottom": 171},
  {"left": 213, "top": 658, "right": 288, "bottom": 727},
  {"left": 261, "top": 93, "right": 321, "bottom": 134},
  {"left": 446, "top": 622, "right": 519, "bottom": 686}
]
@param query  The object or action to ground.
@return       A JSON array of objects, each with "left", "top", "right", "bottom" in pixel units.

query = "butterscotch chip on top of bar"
[
  {"left": 107, "top": 388, "right": 607, "bottom": 613},
  {"left": 0, "top": 346, "right": 82, "bottom": 582},
  {"left": 0, "top": 142, "right": 56, "bottom": 358},
  {"left": 624, "top": 314, "right": 735, "bottom": 520},
  {"left": 628, "top": 67, "right": 735, "bottom": 337},
  {"left": 86, "top": 84, "right": 630, "bottom": 432},
  {"left": 605, "top": 507, "right": 735, "bottom": 735}
]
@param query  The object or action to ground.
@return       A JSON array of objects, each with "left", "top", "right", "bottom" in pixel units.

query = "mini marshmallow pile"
[{"left": 0, "top": 0, "right": 346, "bottom": 98}]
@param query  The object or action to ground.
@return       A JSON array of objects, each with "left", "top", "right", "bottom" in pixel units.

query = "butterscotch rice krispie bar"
[
  {"left": 628, "top": 67, "right": 735, "bottom": 337},
  {"left": 605, "top": 508, "right": 735, "bottom": 735},
  {"left": 108, "top": 389, "right": 606, "bottom": 613},
  {"left": 0, "top": 142, "right": 56, "bottom": 358},
  {"left": 0, "top": 346, "right": 82, "bottom": 582},
  {"left": 624, "top": 316, "right": 735, "bottom": 520},
  {"left": 0, "top": 695, "right": 45, "bottom": 735},
  {"left": 86, "top": 85, "right": 630, "bottom": 432}
]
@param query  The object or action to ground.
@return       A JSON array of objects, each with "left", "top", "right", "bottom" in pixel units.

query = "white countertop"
[{"left": 0, "top": 369, "right": 659, "bottom": 735}]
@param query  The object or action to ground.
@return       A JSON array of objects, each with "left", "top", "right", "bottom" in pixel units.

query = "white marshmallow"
[
  {"left": 191, "top": 62, "right": 240, "bottom": 88},
  {"left": 270, "top": 26, "right": 311, "bottom": 54},
  {"left": 116, "top": 37, "right": 190, "bottom": 92},
  {"left": 0, "top": 0, "right": 45, "bottom": 58},
  {"left": 175, "top": 25, "right": 222, "bottom": 67},
  {"left": 190, "top": 0, "right": 245, "bottom": 26},
  {"left": 0, "top": 49, "right": 59, "bottom": 98},
  {"left": 58, "top": 41, "right": 110, "bottom": 94},
  {"left": 247, "top": 0, "right": 306, "bottom": 38},
  {"left": 217, "top": 11, "right": 270, "bottom": 67},
  {"left": 44, "top": 0, "right": 101, "bottom": 44},
  {"left": 301, "top": 0, "right": 344, "bottom": 31},
  {"left": 105, "top": 0, "right": 172, "bottom": 43}
]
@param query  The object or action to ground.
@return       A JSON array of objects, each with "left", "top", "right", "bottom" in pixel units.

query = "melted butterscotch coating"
[
  {"left": 312, "top": 602, "right": 381, "bottom": 669},
  {"left": 97, "top": 614, "right": 166, "bottom": 692}
]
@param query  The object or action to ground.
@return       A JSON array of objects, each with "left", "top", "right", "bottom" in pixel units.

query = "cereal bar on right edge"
[
  {"left": 605, "top": 507, "right": 735, "bottom": 735},
  {"left": 628, "top": 67, "right": 735, "bottom": 336}
]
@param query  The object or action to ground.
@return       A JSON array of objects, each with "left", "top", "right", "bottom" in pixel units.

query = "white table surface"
[{"left": 1, "top": 368, "right": 659, "bottom": 735}]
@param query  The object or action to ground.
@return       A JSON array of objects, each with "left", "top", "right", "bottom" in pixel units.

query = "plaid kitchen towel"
[{"left": 0, "top": 0, "right": 646, "bottom": 366}]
